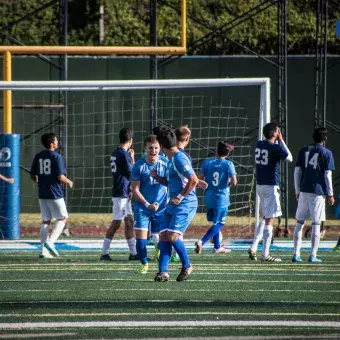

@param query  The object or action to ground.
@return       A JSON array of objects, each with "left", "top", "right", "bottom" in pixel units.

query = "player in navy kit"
[
  {"left": 292, "top": 127, "right": 335, "bottom": 263},
  {"left": 131, "top": 135, "right": 168, "bottom": 274},
  {"left": 249, "top": 122, "right": 293, "bottom": 262},
  {"left": 152, "top": 128, "right": 199, "bottom": 282},
  {"left": 195, "top": 141, "right": 237, "bottom": 254},
  {"left": 100, "top": 128, "right": 138, "bottom": 261},
  {"left": 30, "top": 133, "right": 73, "bottom": 259}
]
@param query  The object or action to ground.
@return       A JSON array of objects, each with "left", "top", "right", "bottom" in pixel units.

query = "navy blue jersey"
[
  {"left": 30, "top": 150, "right": 66, "bottom": 199},
  {"left": 110, "top": 147, "right": 133, "bottom": 198},
  {"left": 255, "top": 140, "right": 288, "bottom": 186},
  {"left": 131, "top": 156, "right": 168, "bottom": 210},
  {"left": 200, "top": 158, "right": 236, "bottom": 208},
  {"left": 296, "top": 144, "right": 335, "bottom": 195}
]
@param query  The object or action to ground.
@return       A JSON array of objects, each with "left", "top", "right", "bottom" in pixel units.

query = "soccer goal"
[{"left": 1, "top": 78, "right": 270, "bottom": 238}]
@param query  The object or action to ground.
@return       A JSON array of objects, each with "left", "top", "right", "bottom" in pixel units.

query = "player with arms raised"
[
  {"left": 292, "top": 127, "right": 335, "bottom": 263},
  {"left": 30, "top": 133, "right": 73, "bottom": 259},
  {"left": 131, "top": 135, "right": 168, "bottom": 274},
  {"left": 249, "top": 122, "right": 292, "bottom": 262},
  {"left": 195, "top": 140, "right": 237, "bottom": 254},
  {"left": 100, "top": 128, "right": 138, "bottom": 261}
]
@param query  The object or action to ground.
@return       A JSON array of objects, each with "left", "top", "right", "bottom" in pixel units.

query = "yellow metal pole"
[
  {"left": 3, "top": 51, "right": 12, "bottom": 134},
  {"left": 181, "top": 0, "right": 187, "bottom": 49}
]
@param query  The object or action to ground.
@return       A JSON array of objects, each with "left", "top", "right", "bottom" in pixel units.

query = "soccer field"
[{"left": 0, "top": 250, "right": 339, "bottom": 339}]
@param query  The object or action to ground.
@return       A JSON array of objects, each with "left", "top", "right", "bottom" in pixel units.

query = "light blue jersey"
[
  {"left": 131, "top": 156, "right": 168, "bottom": 210},
  {"left": 200, "top": 158, "right": 236, "bottom": 208}
]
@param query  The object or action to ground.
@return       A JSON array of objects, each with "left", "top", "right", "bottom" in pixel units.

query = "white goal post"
[{"left": 0, "top": 77, "right": 270, "bottom": 229}]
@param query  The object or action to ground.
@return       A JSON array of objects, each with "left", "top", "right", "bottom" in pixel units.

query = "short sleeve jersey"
[
  {"left": 110, "top": 147, "right": 133, "bottom": 198},
  {"left": 255, "top": 140, "right": 288, "bottom": 186},
  {"left": 296, "top": 144, "right": 335, "bottom": 196},
  {"left": 200, "top": 158, "right": 236, "bottom": 208},
  {"left": 30, "top": 150, "right": 66, "bottom": 199},
  {"left": 131, "top": 156, "right": 168, "bottom": 210},
  {"left": 167, "top": 151, "right": 196, "bottom": 203}
]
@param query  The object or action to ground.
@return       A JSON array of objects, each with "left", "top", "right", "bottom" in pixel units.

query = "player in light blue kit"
[
  {"left": 152, "top": 128, "right": 199, "bottom": 282},
  {"left": 195, "top": 141, "right": 237, "bottom": 254},
  {"left": 249, "top": 122, "right": 293, "bottom": 262},
  {"left": 131, "top": 135, "right": 168, "bottom": 274},
  {"left": 293, "top": 127, "right": 335, "bottom": 263}
]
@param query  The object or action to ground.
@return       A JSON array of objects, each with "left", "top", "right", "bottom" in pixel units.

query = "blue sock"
[
  {"left": 159, "top": 241, "right": 172, "bottom": 272},
  {"left": 136, "top": 238, "right": 148, "bottom": 265},
  {"left": 201, "top": 222, "right": 224, "bottom": 245},
  {"left": 213, "top": 233, "right": 221, "bottom": 249},
  {"left": 172, "top": 238, "right": 190, "bottom": 269}
]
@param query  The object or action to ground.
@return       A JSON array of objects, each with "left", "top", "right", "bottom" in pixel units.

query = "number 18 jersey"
[
  {"left": 296, "top": 144, "right": 335, "bottom": 195},
  {"left": 200, "top": 158, "right": 236, "bottom": 209}
]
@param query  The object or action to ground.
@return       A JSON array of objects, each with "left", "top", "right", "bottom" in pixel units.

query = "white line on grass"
[
  {"left": 1, "top": 320, "right": 340, "bottom": 330},
  {"left": 0, "top": 333, "right": 75, "bottom": 339}
]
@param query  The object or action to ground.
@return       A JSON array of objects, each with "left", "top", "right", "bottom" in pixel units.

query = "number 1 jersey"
[{"left": 200, "top": 158, "right": 236, "bottom": 209}]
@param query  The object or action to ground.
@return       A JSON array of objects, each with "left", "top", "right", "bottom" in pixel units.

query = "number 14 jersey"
[{"left": 200, "top": 158, "right": 236, "bottom": 209}]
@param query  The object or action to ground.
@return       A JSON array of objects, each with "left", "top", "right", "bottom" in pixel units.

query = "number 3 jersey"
[
  {"left": 30, "top": 150, "right": 67, "bottom": 199},
  {"left": 295, "top": 144, "right": 335, "bottom": 195},
  {"left": 255, "top": 140, "right": 289, "bottom": 186},
  {"left": 200, "top": 158, "right": 236, "bottom": 209}
]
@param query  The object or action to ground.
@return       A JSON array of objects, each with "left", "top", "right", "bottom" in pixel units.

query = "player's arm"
[
  {"left": 277, "top": 128, "right": 293, "bottom": 162},
  {"left": 0, "top": 174, "right": 14, "bottom": 184},
  {"left": 294, "top": 149, "right": 304, "bottom": 200},
  {"left": 56, "top": 156, "right": 73, "bottom": 188},
  {"left": 229, "top": 175, "right": 237, "bottom": 186},
  {"left": 30, "top": 156, "right": 38, "bottom": 183},
  {"left": 228, "top": 161, "right": 237, "bottom": 187},
  {"left": 150, "top": 170, "right": 168, "bottom": 186},
  {"left": 131, "top": 181, "right": 158, "bottom": 211},
  {"left": 197, "top": 161, "right": 208, "bottom": 189},
  {"left": 324, "top": 152, "right": 335, "bottom": 205},
  {"left": 172, "top": 174, "right": 199, "bottom": 205}
]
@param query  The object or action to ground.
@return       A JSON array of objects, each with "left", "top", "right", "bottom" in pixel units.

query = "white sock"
[
  {"left": 102, "top": 237, "right": 112, "bottom": 255},
  {"left": 293, "top": 222, "right": 304, "bottom": 256},
  {"left": 251, "top": 220, "right": 265, "bottom": 251},
  {"left": 152, "top": 233, "right": 159, "bottom": 249},
  {"left": 127, "top": 237, "right": 137, "bottom": 255},
  {"left": 40, "top": 224, "right": 49, "bottom": 246},
  {"left": 48, "top": 220, "right": 65, "bottom": 245},
  {"left": 261, "top": 225, "right": 273, "bottom": 258},
  {"left": 311, "top": 224, "right": 321, "bottom": 257}
]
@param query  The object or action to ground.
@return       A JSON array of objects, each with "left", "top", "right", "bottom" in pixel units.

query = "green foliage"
[{"left": 0, "top": 0, "right": 339, "bottom": 54}]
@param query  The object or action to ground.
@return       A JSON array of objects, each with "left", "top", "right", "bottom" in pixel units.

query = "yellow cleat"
[
  {"left": 154, "top": 247, "right": 160, "bottom": 262},
  {"left": 138, "top": 263, "right": 149, "bottom": 274}
]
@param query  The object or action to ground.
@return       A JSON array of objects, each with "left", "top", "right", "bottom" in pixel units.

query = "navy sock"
[
  {"left": 172, "top": 238, "right": 190, "bottom": 269},
  {"left": 136, "top": 238, "right": 148, "bottom": 265},
  {"left": 201, "top": 222, "right": 224, "bottom": 246},
  {"left": 159, "top": 241, "right": 172, "bottom": 272},
  {"left": 213, "top": 233, "right": 221, "bottom": 249}
]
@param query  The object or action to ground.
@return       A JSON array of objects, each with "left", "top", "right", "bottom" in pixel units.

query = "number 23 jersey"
[
  {"left": 200, "top": 158, "right": 236, "bottom": 209},
  {"left": 255, "top": 140, "right": 288, "bottom": 186},
  {"left": 296, "top": 144, "right": 335, "bottom": 195}
]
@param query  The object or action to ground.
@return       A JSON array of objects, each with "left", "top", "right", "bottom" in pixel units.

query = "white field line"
[
  {"left": 0, "top": 333, "right": 75, "bottom": 339},
  {"left": 1, "top": 320, "right": 340, "bottom": 330},
  {"left": 1, "top": 312, "right": 340, "bottom": 318}
]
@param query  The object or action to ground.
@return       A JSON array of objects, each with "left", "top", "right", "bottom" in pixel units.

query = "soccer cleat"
[
  {"left": 195, "top": 240, "right": 203, "bottom": 254},
  {"left": 138, "top": 263, "right": 149, "bottom": 274},
  {"left": 44, "top": 243, "right": 59, "bottom": 257},
  {"left": 308, "top": 255, "right": 323, "bottom": 263},
  {"left": 332, "top": 246, "right": 340, "bottom": 253},
  {"left": 170, "top": 253, "right": 181, "bottom": 263},
  {"left": 128, "top": 253, "right": 140, "bottom": 261},
  {"left": 100, "top": 254, "right": 112, "bottom": 261},
  {"left": 154, "top": 272, "right": 170, "bottom": 282},
  {"left": 61, "top": 227, "right": 72, "bottom": 237},
  {"left": 260, "top": 255, "right": 282, "bottom": 262},
  {"left": 292, "top": 254, "right": 303, "bottom": 262},
  {"left": 212, "top": 247, "right": 231, "bottom": 254},
  {"left": 248, "top": 248, "right": 257, "bottom": 261},
  {"left": 176, "top": 265, "right": 194, "bottom": 282},
  {"left": 154, "top": 248, "right": 160, "bottom": 262},
  {"left": 39, "top": 251, "right": 54, "bottom": 259}
]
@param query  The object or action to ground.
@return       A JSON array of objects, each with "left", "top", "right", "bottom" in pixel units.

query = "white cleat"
[{"left": 44, "top": 242, "right": 60, "bottom": 257}]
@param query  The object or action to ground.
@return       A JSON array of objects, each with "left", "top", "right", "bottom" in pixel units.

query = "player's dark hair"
[
  {"left": 313, "top": 127, "right": 328, "bottom": 143},
  {"left": 41, "top": 133, "right": 57, "bottom": 149},
  {"left": 175, "top": 125, "right": 191, "bottom": 143},
  {"left": 217, "top": 140, "right": 234, "bottom": 157},
  {"left": 144, "top": 135, "right": 159, "bottom": 148},
  {"left": 157, "top": 128, "right": 177, "bottom": 149},
  {"left": 152, "top": 126, "right": 167, "bottom": 139},
  {"left": 119, "top": 127, "right": 133, "bottom": 143},
  {"left": 263, "top": 122, "right": 278, "bottom": 139}
]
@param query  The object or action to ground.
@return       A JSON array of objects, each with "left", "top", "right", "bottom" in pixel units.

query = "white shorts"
[
  {"left": 257, "top": 185, "right": 282, "bottom": 219},
  {"left": 39, "top": 198, "right": 69, "bottom": 221},
  {"left": 112, "top": 197, "right": 132, "bottom": 220},
  {"left": 295, "top": 192, "right": 326, "bottom": 223}
]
